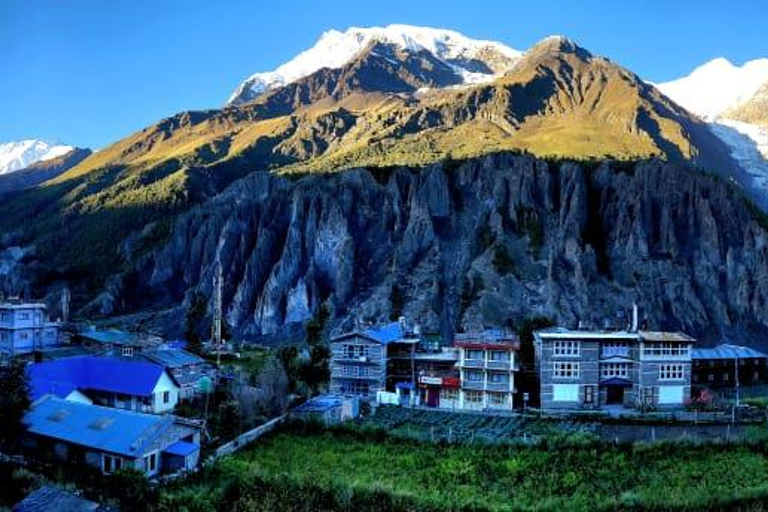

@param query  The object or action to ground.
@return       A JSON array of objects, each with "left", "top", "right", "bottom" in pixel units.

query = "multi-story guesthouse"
[
  {"left": 23, "top": 396, "right": 201, "bottom": 476},
  {"left": 534, "top": 326, "right": 695, "bottom": 410},
  {"left": 329, "top": 319, "right": 420, "bottom": 400},
  {"left": 330, "top": 320, "right": 519, "bottom": 411},
  {"left": 454, "top": 331, "right": 518, "bottom": 411},
  {"left": 0, "top": 300, "right": 61, "bottom": 358}
]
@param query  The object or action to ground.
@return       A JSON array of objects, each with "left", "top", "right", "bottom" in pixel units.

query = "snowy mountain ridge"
[
  {"left": 227, "top": 24, "right": 522, "bottom": 105},
  {"left": 0, "top": 140, "right": 74, "bottom": 176},
  {"left": 657, "top": 57, "right": 768, "bottom": 120}
]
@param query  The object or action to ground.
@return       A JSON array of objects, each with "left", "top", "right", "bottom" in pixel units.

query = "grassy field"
[{"left": 160, "top": 424, "right": 768, "bottom": 511}]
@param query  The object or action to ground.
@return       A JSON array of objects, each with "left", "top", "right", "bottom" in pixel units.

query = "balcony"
[
  {"left": 486, "top": 360, "right": 513, "bottom": 370},
  {"left": 461, "top": 359, "right": 486, "bottom": 369},
  {"left": 462, "top": 380, "right": 486, "bottom": 391},
  {"left": 485, "top": 381, "right": 512, "bottom": 392}
]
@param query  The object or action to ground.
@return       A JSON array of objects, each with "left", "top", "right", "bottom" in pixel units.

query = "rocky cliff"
[{"left": 104, "top": 153, "right": 768, "bottom": 344}]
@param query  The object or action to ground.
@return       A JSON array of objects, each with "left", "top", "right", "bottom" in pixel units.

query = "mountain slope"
[
  {"left": 0, "top": 31, "right": 745, "bottom": 317},
  {"left": 228, "top": 24, "right": 521, "bottom": 105},
  {"left": 0, "top": 140, "right": 74, "bottom": 175}
]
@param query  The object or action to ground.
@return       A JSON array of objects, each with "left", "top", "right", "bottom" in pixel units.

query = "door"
[
  {"left": 426, "top": 387, "right": 439, "bottom": 407},
  {"left": 606, "top": 386, "right": 625, "bottom": 405}
]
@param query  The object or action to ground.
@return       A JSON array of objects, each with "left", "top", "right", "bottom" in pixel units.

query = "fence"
[{"left": 209, "top": 414, "right": 286, "bottom": 461}]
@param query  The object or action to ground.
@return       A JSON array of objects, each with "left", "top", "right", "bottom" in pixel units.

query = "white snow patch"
[
  {"left": 228, "top": 24, "right": 521, "bottom": 104},
  {"left": 657, "top": 57, "right": 768, "bottom": 120},
  {"left": 709, "top": 118, "right": 768, "bottom": 196},
  {"left": 0, "top": 140, "right": 73, "bottom": 175}
]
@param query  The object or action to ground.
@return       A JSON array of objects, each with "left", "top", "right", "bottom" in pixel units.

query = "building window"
[
  {"left": 488, "top": 372, "right": 509, "bottom": 384},
  {"left": 342, "top": 380, "right": 370, "bottom": 396},
  {"left": 659, "top": 364, "right": 684, "bottom": 381},
  {"left": 723, "top": 373, "right": 729, "bottom": 382},
  {"left": 464, "top": 391, "right": 483, "bottom": 404},
  {"left": 642, "top": 343, "right": 689, "bottom": 357},
  {"left": 465, "top": 371, "right": 484, "bottom": 382},
  {"left": 487, "top": 392, "right": 507, "bottom": 406},
  {"left": 553, "top": 341, "right": 579, "bottom": 357},
  {"left": 553, "top": 361, "right": 580, "bottom": 379},
  {"left": 18, "top": 312, "right": 30, "bottom": 321},
  {"left": 144, "top": 452, "right": 157, "bottom": 473},
  {"left": 584, "top": 385, "right": 596, "bottom": 404},
  {"left": 19, "top": 332, "right": 29, "bottom": 340},
  {"left": 163, "top": 391, "right": 171, "bottom": 404},
  {"left": 601, "top": 342, "right": 630, "bottom": 357},
  {"left": 465, "top": 349, "right": 484, "bottom": 361},
  {"left": 122, "top": 346, "right": 134, "bottom": 357},
  {"left": 600, "top": 363, "right": 629, "bottom": 379},
  {"left": 103, "top": 455, "right": 123, "bottom": 474},
  {"left": 440, "top": 388, "right": 458, "bottom": 401},
  {"left": 488, "top": 351, "right": 509, "bottom": 362},
  {"left": 344, "top": 344, "right": 370, "bottom": 359}
]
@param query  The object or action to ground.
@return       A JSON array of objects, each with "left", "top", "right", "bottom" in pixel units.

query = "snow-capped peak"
[
  {"left": 227, "top": 24, "right": 521, "bottom": 105},
  {"left": 0, "top": 140, "right": 74, "bottom": 176},
  {"left": 657, "top": 57, "right": 768, "bottom": 120}
]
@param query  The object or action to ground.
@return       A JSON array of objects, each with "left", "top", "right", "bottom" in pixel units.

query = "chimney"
[
  {"left": 631, "top": 302, "right": 639, "bottom": 332},
  {"left": 398, "top": 316, "right": 407, "bottom": 332}
]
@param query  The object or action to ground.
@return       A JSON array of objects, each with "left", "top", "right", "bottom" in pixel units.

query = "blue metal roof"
[
  {"left": 293, "top": 394, "right": 344, "bottom": 413},
  {"left": 25, "top": 396, "right": 173, "bottom": 457},
  {"left": 163, "top": 440, "right": 199, "bottom": 457},
  {"left": 13, "top": 485, "right": 100, "bottom": 512},
  {"left": 79, "top": 330, "right": 137, "bottom": 345},
  {"left": 692, "top": 344, "right": 767, "bottom": 360},
  {"left": 141, "top": 349, "right": 204, "bottom": 368},
  {"left": 362, "top": 322, "right": 406, "bottom": 344},
  {"left": 28, "top": 357, "right": 172, "bottom": 398}
]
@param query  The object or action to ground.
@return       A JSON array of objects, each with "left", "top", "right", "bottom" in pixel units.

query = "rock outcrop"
[{"left": 119, "top": 153, "right": 768, "bottom": 345}]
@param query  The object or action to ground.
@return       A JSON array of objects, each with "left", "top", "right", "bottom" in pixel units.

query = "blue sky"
[{"left": 1, "top": 0, "right": 766, "bottom": 149}]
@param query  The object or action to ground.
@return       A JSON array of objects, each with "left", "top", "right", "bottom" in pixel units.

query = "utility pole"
[
  {"left": 735, "top": 353, "right": 741, "bottom": 408},
  {"left": 61, "top": 287, "right": 70, "bottom": 323},
  {"left": 212, "top": 261, "right": 223, "bottom": 367}
]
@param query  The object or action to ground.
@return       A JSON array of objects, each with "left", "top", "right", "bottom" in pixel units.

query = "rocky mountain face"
[
  {"left": 99, "top": 153, "right": 768, "bottom": 345},
  {"left": 0, "top": 148, "right": 91, "bottom": 196},
  {"left": 0, "top": 35, "right": 737, "bottom": 308}
]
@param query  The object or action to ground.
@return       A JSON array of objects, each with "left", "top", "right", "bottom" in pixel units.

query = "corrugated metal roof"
[
  {"left": 639, "top": 331, "right": 697, "bottom": 343},
  {"left": 692, "top": 344, "right": 767, "bottom": 360},
  {"left": 163, "top": 440, "right": 199, "bottom": 457},
  {"left": 13, "top": 485, "right": 100, "bottom": 512},
  {"left": 293, "top": 394, "right": 345, "bottom": 413},
  {"left": 79, "top": 330, "right": 136, "bottom": 345},
  {"left": 362, "top": 322, "right": 412, "bottom": 344},
  {"left": 141, "top": 349, "right": 204, "bottom": 368},
  {"left": 25, "top": 396, "right": 173, "bottom": 457},
  {"left": 28, "top": 357, "right": 172, "bottom": 397}
]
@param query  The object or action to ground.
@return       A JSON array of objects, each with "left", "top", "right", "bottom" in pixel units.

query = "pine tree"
[
  {"left": 185, "top": 291, "right": 207, "bottom": 355},
  {"left": 0, "top": 360, "right": 32, "bottom": 450}
]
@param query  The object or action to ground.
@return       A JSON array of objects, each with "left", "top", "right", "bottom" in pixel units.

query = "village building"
[
  {"left": 23, "top": 396, "right": 201, "bottom": 476},
  {"left": 691, "top": 344, "right": 768, "bottom": 389},
  {"left": 535, "top": 326, "right": 695, "bottom": 410},
  {"left": 13, "top": 485, "right": 103, "bottom": 512},
  {"left": 329, "top": 319, "right": 420, "bottom": 400},
  {"left": 290, "top": 394, "right": 361, "bottom": 426},
  {"left": 454, "top": 330, "right": 519, "bottom": 411},
  {"left": 28, "top": 357, "right": 181, "bottom": 414},
  {"left": 75, "top": 328, "right": 163, "bottom": 357},
  {"left": 0, "top": 300, "right": 61, "bottom": 359},
  {"left": 137, "top": 348, "right": 216, "bottom": 400}
]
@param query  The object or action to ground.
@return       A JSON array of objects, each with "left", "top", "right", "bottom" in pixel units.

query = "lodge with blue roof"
[
  {"left": 28, "top": 356, "right": 181, "bottom": 414},
  {"left": 23, "top": 396, "right": 201, "bottom": 476}
]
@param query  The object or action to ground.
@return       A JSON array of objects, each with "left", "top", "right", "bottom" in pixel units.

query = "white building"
[{"left": 0, "top": 300, "right": 61, "bottom": 358}]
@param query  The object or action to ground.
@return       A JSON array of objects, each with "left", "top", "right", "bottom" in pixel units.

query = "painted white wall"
[
  {"left": 552, "top": 383, "right": 580, "bottom": 402},
  {"left": 65, "top": 390, "right": 93, "bottom": 405},
  {"left": 658, "top": 385, "right": 685, "bottom": 404},
  {"left": 151, "top": 371, "right": 180, "bottom": 413}
]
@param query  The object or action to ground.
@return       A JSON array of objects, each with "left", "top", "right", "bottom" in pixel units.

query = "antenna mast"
[
  {"left": 213, "top": 262, "right": 223, "bottom": 367},
  {"left": 61, "top": 287, "right": 71, "bottom": 323}
]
